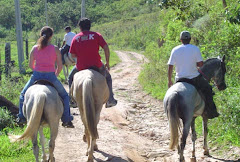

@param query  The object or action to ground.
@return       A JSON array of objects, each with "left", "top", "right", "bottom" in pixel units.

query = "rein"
[{"left": 198, "top": 69, "right": 219, "bottom": 89}]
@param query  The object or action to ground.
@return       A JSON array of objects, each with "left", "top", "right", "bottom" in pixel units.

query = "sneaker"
[
  {"left": 105, "top": 99, "right": 118, "bottom": 108},
  {"left": 70, "top": 100, "right": 78, "bottom": 108},
  {"left": 16, "top": 117, "right": 27, "bottom": 125},
  {"left": 62, "top": 121, "right": 74, "bottom": 128}
]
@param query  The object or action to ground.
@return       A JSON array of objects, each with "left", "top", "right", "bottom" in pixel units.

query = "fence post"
[
  {"left": 25, "top": 39, "right": 29, "bottom": 60},
  {"left": 57, "top": 38, "right": 61, "bottom": 48},
  {"left": 0, "top": 48, "right": 1, "bottom": 81},
  {"left": 5, "top": 43, "right": 11, "bottom": 77}
]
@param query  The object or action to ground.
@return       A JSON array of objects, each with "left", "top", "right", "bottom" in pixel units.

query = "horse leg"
[
  {"left": 39, "top": 126, "right": 47, "bottom": 162},
  {"left": 48, "top": 123, "right": 58, "bottom": 162},
  {"left": 62, "top": 65, "right": 67, "bottom": 84},
  {"left": 203, "top": 117, "right": 210, "bottom": 156},
  {"left": 87, "top": 136, "right": 94, "bottom": 162},
  {"left": 32, "top": 132, "right": 39, "bottom": 162},
  {"left": 190, "top": 117, "right": 197, "bottom": 162},
  {"left": 66, "top": 65, "right": 69, "bottom": 84},
  {"left": 85, "top": 128, "right": 90, "bottom": 156},
  {"left": 179, "top": 120, "right": 191, "bottom": 162}
]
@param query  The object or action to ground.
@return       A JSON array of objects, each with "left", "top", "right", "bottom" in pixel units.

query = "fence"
[{"left": 0, "top": 37, "right": 61, "bottom": 80}]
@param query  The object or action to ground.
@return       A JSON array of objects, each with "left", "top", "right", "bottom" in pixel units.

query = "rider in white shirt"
[
  {"left": 60, "top": 26, "right": 76, "bottom": 64},
  {"left": 168, "top": 31, "right": 219, "bottom": 119}
]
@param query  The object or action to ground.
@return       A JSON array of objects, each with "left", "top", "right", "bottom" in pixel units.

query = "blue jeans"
[
  {"left": 18, "top": 71, "right": 73, "bottom": 123},
  {"left": 68, "top": 65, "right": 115, "bottom": 101}
]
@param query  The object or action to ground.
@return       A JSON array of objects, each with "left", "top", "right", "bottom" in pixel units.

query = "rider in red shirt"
[{"left": 68, "top": 18, "right": 117, "bottom": 108}]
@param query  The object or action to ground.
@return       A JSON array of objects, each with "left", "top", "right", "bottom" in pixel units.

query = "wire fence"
[{"left": 0, "top": 37, "right": 61, "bottom": 80}]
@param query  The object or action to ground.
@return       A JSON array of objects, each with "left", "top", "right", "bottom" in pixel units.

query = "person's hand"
[
  {"left": 55, "top": 72, "right": 60, "bottom": 77},
  {"left": 168, "top": 80, "right": 173, "bottom": 88},
  {"left": 105, "top": 63, "right": 110, "bottom": 71}
]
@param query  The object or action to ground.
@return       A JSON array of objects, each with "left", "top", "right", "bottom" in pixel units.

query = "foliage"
[{"left": 0, "top": 109, "right": 15, "bottom": 130}]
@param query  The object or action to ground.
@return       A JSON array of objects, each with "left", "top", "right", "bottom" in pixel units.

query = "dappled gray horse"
[
  {"left": 10, "top": 84, "right": 63, "bottom": 162},
  {"left": 164, "top": 56, "right": 226, "bottom": 162}
]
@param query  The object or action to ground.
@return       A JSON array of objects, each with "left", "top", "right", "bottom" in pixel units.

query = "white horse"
[
  {"left": 164, "top": 56, "right": 227, "bottom": 162},
  {"left": 9, "top": 84, "right": 63, "bottom": 162},
  {"left": 62, "top": 52, "right": 76, "bottom": 83},
  {"left": 71, "top": 69, "right": 109, "bottom": 162}
]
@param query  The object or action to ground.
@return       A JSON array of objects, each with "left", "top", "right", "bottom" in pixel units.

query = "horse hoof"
[
  {"left": 94, "top": 144, "right": 98, "bottom": 151},
  {"left": 86, "top": 151, "right": 88, "bottom": 156},
  {"left": 190, "top": 157, "right": 196, "bottom": 162},
  {"left": 204, "top": 150, "right": 210, "bottom": 156},
  {"left": 83, "top": 135, "right": 87, "bottom": 142},
  {"left": 87, "top": 158, "right": 93, "bottom": 162}
]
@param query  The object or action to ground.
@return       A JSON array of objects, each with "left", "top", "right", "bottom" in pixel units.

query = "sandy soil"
[{"left": 54, "top": 51, "right": 240, "bottom": 162}]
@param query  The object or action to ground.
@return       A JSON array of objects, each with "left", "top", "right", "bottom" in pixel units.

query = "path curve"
[{"left": 54, "top": 51, "right": 240, "bottom": 162}]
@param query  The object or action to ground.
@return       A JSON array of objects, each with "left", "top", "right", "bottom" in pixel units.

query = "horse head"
[{"left": 202, "top": 55, "right": 227, "bottom": 91}]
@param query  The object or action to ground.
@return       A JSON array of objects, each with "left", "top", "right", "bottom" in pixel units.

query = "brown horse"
[
  {"left": 9, "top": 84, "right": 63, "bottom": 162},
  {"left": 71, "top": 69, "right": 109, "bottom": 162}
]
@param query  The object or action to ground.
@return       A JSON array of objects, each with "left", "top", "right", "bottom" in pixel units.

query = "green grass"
[{"left": 0, "top": 126, "right": 50, "bottom": 162}]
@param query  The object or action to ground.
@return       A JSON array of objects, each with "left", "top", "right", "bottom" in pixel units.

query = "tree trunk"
[
  {"left": 0, "top": 95, "right": 19, "bottom": 116},
  {"left": 222, "top": 0, "right": 227, "bottom": 8}
]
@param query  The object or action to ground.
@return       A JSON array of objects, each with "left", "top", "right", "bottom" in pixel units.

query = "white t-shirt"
[
  {"left": 64, "top": 32, "right": 76, "bottom": 46},
  {"left": 168, "top": 44, "right": 203, "bottom": 79}
]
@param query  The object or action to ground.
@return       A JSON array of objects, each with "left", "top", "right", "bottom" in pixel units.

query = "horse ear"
[{"left": 222, "top": 55, "right": 226, "bottom": 62}]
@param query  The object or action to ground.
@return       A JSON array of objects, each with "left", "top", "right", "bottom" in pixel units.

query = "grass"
[{"left": 0, "top": 126, "right": 50, "bottom": 162}]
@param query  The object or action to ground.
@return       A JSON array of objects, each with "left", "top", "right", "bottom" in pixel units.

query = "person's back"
[
  {"left": 71, "top": 31, "right": 105, "bottom": 70},
  {"left": 168, "top": 44, "right": 202, "bottom": 80},
  {"left": 33, "top": 44, "right": 56, "bottom": 72},
  {"left": 64, "top": 31, "right": 76, "bottom": 46}
]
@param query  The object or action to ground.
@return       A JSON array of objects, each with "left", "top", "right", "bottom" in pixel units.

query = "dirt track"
[{"left": 54, "top": 51, "right": 240, "bottom": 162}]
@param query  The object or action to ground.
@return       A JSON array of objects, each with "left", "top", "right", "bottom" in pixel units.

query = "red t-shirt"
[{"left": 69, "top": 31, "right": 107, "bottom": 71}]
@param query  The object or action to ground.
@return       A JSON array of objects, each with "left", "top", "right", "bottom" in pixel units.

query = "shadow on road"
[
  {"left": 208, "top": 155, "right": 240, "bottom": 162},
  {"left": 94, "top": 150, "right": 128, "bottom": 162}
]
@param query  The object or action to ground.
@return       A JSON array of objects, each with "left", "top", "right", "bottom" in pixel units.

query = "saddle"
[
  {"left": 34, "top": 80, "right": 56, "bottom": 89},
  {"left": 176, "top": 78, "right": 200, "bottom": 91},
  {"left": 33, "top": 80, "right": 64, "bottom": 103}
]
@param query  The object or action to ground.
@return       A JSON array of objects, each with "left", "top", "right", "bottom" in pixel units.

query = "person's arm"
[
  {"left": 61, "top": 41, "right": 66, "bottom": 48},
  {"left": 29, "top": 46, "right": 35, "bottom": 70},
  {"left": 71, "top": 54, "right": 77, "bottom": 58},
  {"left": 55, "top": 46, "right": 63, "bottom": 77},
  {"left": 103, "top": 44, "right": 110, "bottom": 70},
  {"left": 197, "top": 61, "right": 203, "bottom": 68},
  {"left": 168, "top": 65, "right": 174, "bottom": 88}
]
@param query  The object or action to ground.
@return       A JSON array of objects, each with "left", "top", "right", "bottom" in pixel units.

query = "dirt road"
[{"left": 54, "top": 51, "right": 240, "bottom": 162}]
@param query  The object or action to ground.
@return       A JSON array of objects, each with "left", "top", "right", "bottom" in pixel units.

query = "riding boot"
[{"left": 204, "top": 96, "right": 219, "bottom": 119}]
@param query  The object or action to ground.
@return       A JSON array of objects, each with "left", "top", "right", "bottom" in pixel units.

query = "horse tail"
[
  {"left": 167, "top": 91, "right": 180, "bottom": 150},
  {"left": 15, "top": 93, "right": 46, "bottom": 141},
  {"left": 82, "top": 78, "right": 98, "bottom": 139}
]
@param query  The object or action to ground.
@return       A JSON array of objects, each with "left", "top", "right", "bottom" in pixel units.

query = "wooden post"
[
  {"left": 5, "top": 43, "right": 11, "bottom": 77},
  {"left": 0, "top": 48, "right": 1, "bottom": 81},
  {"left": 45, "top": 0, "right": 48, "bottom": 25},
  {"left": 81, "top": 0, "right": 86, "bottom": 18},
  {"left": 14, "top": 0, "right": 25, "bottom": 74},
  {"left": 25, "top": 39, "right": 29, "bottom": 60}
]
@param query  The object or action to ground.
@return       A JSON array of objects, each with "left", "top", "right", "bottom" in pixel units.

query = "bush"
[{"left": 0, "top": 108, "right": 14, "bottom": 130}]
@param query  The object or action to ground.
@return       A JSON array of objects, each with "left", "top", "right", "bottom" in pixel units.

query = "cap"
[{"left": 180, "top": 31, "right": 191, "bottom": 40}]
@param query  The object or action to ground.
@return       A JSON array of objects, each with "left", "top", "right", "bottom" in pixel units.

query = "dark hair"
[
  {"left": 37, "top": 26, "right": 53, "bottom": 50},
  {"left": 181, "top": 38, "right": 191, "bottom": 45},
  {"left": 78, "top": 18, "right": 91, "bottom": 31},
  {"left": 64, "top": 26, "right": 71, "bottom": 31}
]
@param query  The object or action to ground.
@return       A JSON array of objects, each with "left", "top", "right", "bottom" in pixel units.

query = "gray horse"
[
  {"left": 164, "top": 56, "right": 226, "bottom": 162},
  {"left": 9, "top": 84, "right": 63, "bottom": 162}
]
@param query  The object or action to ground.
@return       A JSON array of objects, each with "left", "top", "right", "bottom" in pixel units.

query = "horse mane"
[{"left": 203, "top": 57, "right": 219, "bottom": 64}]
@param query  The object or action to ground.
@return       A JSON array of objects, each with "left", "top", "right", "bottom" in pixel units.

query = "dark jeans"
[
  {"left": 68, "top": 65, "right": 115, "bottom": 101},
  {"left": 60, "top": 45, "right": 70, "bottom": 64}
]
